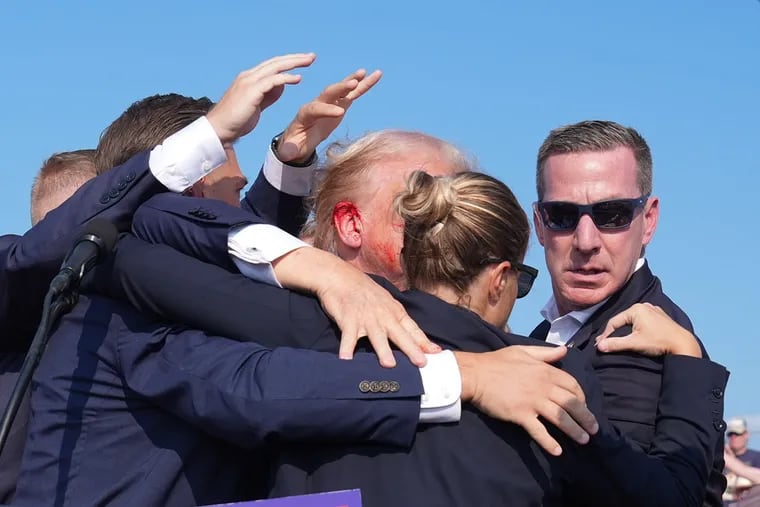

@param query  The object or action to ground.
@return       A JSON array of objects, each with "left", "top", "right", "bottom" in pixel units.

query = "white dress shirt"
[
  {"left": 540, "top": 257, "right": 647, "bottom": 346},
  {"left": 148, "top": 116, "right": 227, "bottom": 192},
  {"left": 148, "top": 119, "right": 461, "bottom": 423}
]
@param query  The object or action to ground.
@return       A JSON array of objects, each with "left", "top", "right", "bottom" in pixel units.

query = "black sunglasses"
[
  {"left": 535, "top": 195, "right": 650, "bottom": 232},
  {"left": 481, "top": 258, "right": 539, "bottom": 299}
]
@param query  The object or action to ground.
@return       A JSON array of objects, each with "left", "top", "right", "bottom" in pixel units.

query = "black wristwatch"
[{"left": 271, "top": 132, "right": 317, "bottom": 168}]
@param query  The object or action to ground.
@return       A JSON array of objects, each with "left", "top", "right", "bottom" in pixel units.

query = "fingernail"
[
  {"left": 578, "top": 432, "right": 589, "bottom": 444},
  {"left": 590, "top": 422, "right": 599, "bottom": 434},
  {"left": 553, "top": 446, "right": 563, "bottom": 456}
]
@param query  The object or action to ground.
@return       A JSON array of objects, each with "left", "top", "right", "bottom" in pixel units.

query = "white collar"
[{"left": 540, "top": 257, "right": 646, "bottom": 324}]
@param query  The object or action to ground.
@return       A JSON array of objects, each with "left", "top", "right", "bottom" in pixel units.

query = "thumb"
[{"left": 518, "top": 345, "right": 568, "bottom": 363}]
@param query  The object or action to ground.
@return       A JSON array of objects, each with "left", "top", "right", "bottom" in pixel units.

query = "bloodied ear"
[{"left": 333, "top": 201, "right": 363, "bottom": 248}]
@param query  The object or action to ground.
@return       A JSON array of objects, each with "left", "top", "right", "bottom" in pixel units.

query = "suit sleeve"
[
  {"left": 648, "top": 286, "right": 726, "bottom": 507},
  {"left": 239, "top": 142, "right": 314, "bottom": 236},
  {"left": 241, "top": 169, "right": 308, "bottom": 237},
  {"left": 560, "top": 354, "right": 729, "bottom": 507},
  {"left": 112, "top": 304, "right": 422, "bottom": 448},
  {"left": 0, "top": 151, "right": 162, "bottom": 343},
  {"left": 132, "top": 194, "right": 259, "bottom": 272},
  {"left": 85, "top": 234, "right": 330, "bottom": 349}
]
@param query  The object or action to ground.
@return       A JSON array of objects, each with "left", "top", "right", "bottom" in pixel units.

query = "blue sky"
[{"left": 1, "top": 1, "right": 758, "bottom": 431}]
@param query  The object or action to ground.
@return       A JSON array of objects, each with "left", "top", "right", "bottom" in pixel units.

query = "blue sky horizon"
[{"left": 1, "top": 1, "right": 758, "bottom": 433}]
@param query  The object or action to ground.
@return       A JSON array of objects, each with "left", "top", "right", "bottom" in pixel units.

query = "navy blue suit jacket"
[
  {"left": 1, "top": 150, "right": 298, "bottom": 505},
  {"left": 103, "top": 193, "right": 729, "bottom": 506},
  {"left": 0, "top": 149, "right": 299, "bottom": 345},
  {"left": 0, "top": 150, "right": 161, "bottom": 504},
  {"left": 14, "top": 283, "right": 424, "bottom": 507},
  {"left": 530, "top": 263, "right": 727, "bottom": 507},
  {"left": 241, "top": 169, "right": 306, "bottom": 238},
  {"left": 0, "top": 151, "right": 157, "bottom": 346}
]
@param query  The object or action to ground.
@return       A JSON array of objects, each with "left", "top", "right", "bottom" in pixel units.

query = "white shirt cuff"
[
  {"left": 418, "top": 350, "right": 462, "bottom": 423},
  {"left": 149, "top": 116, "right": 227, "bottom": 192},
  {"left": 229, "top": 223, "right": 310, "bottom": 287},
  {"left": 263, "top": 144, "right": 318, "bottom": 197}
]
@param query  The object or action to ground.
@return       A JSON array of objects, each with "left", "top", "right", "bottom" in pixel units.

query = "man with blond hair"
[
  {"left": 30, "top": 150, "right": 98, "bottom": 225},
  {"left": 300, "top": 129, "right": 471, "bottom": 288},
  {"left": 0, "top": 149, "right": 98, "bottom": 502}
]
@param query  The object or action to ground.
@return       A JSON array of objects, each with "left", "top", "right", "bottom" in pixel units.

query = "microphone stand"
[{"left": 0, "top": 286, "right": 79, "bottom": 454}]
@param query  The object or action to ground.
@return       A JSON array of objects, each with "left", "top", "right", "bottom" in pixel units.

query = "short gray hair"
[{"left": 536, "top": 120, "right": 653, "bottom": 200}]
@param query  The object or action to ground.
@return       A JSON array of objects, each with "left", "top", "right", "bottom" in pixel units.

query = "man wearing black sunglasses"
[{"left": 529, "top": 120, "right": 726, "bottom": 507}]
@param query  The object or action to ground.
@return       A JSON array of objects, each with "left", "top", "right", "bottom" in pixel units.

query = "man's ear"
[
  {"left": 533, "top": 206, "right": 545, "bottom": 246},
  {"left": 333, "top": 201, "right": 363, "bottom": 249},
  {"left": 641, "top": 196, "right": 659, "bottom": 247}
]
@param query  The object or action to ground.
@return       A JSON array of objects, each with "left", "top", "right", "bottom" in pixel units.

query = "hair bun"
[{"left": 395, "top": 171, "right": 458, "bottom": 235}]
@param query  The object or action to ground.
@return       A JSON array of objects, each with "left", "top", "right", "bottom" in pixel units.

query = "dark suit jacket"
[
  {"left": 99, "top": 193, "right": 729, "bottom": 506},
  {"left": 267, "top": 286, "right": 727, "bottom": 507},
  {"left": 0, "top": 150, "right": 161, "bottom": 504},
  {"left": 0, "top": 151, "right": 155, "bottom": 346},
  {"left": 14, "top": 284, "right": 424, "bottom": 507},
  {"left": 1, "top": 150, "right": 300, "bottom": 505},
  {"left": 241, "top": 169, "right": 306, "bottom": 238},
  {"left": 0, "top": 355, "right": 28, "bottom": 504},
  {"left": 0, "top": 149, "right": 299, "bottom": 345},
  {"left": 530, "top": 263, "right": 727, "bottom": 507}
]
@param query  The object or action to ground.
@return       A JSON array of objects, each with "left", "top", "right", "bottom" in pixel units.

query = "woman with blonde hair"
[{"left": 264, "top": 170, "right": 726, "bottom": 507}]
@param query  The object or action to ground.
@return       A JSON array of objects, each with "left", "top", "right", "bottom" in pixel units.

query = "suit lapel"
[{"left": 568, "top": 262, "right": 659, "bottom": 351}]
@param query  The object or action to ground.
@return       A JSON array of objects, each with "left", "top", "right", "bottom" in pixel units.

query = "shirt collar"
[{"left": 540, "top": 257, "right": 646, "bottom": 325}]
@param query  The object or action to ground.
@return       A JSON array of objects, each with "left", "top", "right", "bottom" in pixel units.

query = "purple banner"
[{"left": 202, "top": 489, "right": 362, "bottom": 507}]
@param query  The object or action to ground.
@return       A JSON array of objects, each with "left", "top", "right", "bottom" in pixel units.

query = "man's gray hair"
[{"left": 536, "top": 120, "right": 653, "bottom": 200}]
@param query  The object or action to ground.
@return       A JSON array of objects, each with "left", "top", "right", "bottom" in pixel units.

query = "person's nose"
[{"left": 572, "top": 214, "right": 602, "bottom": 254}]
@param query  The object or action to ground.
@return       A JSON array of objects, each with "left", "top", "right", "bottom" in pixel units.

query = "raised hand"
[
  {"left": 455, "top": 345, "right": 598, "bottom": 456},
  {"left": 276, "top": 68, "right": 383, "bottom": 163},
  {"left": 207, "top": 53, "right": 317, "bottom": 145},
  {"left": 595, "top": 302, "right": 702, "bottom": 358}
]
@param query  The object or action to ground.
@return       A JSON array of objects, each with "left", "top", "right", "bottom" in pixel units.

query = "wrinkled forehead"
[{"left": 542, "top": 147, "right": 640, "bottom": 202}]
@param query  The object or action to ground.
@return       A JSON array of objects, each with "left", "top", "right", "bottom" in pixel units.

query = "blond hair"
[
  {"left": 395, "top": 171, "right": 529, "bottom": 297},
  {"left": 31, "top": 150, "right": 97, "bottom": 225},
  {"left": 301, "top": 130, "right": 473, "bottom": 253}
]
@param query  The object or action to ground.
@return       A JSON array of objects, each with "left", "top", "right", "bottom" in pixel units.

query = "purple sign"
[{"left": 202, "top": 489, "right": 362, "bottom": 507}]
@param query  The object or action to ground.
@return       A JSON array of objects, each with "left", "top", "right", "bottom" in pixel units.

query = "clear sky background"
[{"left": 1, "top": 1, "right": 758, "bottom": 433}]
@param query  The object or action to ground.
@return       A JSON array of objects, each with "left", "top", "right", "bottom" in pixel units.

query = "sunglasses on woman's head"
[{"left": 535, "top": 195, "right": 650, "bottom": 232}]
